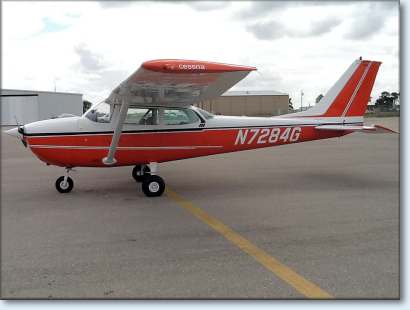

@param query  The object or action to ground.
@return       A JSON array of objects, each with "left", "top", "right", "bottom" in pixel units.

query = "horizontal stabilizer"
[{"left": 315, "top": 124, "right": 398, "bottom": 133}]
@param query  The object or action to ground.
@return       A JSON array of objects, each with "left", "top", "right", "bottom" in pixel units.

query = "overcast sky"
[{"left": 2, "top": 1, "right": 400, "bottom": 109}]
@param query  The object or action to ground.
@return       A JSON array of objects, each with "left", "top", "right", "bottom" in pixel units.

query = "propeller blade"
[{"left": 12, "top": 115, "right": 27, "bottom": 147}]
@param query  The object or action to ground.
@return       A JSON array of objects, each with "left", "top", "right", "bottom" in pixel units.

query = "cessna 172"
[{"left": 5, "top": 58, "right": 396, "bottom": 197}]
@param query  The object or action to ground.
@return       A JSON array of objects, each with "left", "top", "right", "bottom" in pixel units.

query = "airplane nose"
[
  {"left": 5, "top": 127, "right": 28, "bottom": 147},
  {"left": 5, "top": 127, "right": 23, "bottom": 139}
]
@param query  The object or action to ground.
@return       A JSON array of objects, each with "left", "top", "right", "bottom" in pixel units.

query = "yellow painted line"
[{"left": 165, "top": 188, "right": 334, "bottom": 299}]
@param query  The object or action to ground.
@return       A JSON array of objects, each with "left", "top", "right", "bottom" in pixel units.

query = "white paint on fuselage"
[{"left": 16, "top": 106, "right": 364, "bottom": 138}]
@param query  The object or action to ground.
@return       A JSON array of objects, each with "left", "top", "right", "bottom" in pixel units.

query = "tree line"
[
  {"left": 374, "top": 91, "right": 400, "bottom": 108},
  {"left": 312, "top": 91, "right": 400, "bottom": 108}
]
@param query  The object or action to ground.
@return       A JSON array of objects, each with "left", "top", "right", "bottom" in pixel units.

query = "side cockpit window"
[
  {"left": 164, "top": 109, "right": 200, "bottom": 125},
  {"left": 125, "top": 108, "right": 158, "bottom": 125}
]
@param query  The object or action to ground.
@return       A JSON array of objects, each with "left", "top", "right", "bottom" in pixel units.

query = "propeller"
[{"left": 14, "top": 115, "right": 27, "bottom": 148}]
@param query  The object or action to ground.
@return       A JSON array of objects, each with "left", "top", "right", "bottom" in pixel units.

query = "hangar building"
[
  {"left": 197, "top": 90, "right": 289, "bottom": 117},
  {"left": 1, "top": 89, "right": 83, "bottom": 125}
]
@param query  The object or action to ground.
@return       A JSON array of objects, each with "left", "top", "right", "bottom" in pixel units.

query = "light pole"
[
  {"left": 53, "top": 81, "right": 56, "bottom": 92},
  {"left": 300, "top": 89, "right": 304, "bottom": 110}
]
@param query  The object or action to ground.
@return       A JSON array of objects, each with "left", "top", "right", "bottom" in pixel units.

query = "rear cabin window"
[{"left": 164, "top": 109, "right": 200, "bottom": 125}]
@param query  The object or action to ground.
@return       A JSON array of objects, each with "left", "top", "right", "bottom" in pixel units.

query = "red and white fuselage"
[{"left": 13, "top": 111, "right": 354, "bottom": 168}]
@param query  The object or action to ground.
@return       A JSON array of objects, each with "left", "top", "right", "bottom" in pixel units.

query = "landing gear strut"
[{"left": 55, "top": 168, "right": 75, "bottom": 193}]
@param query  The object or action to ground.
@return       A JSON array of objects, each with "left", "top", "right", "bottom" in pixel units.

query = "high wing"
[
  {"left": 102, "top": 59, "right": 257, "bottom": 165},
  {"left": 106, "top": 59, "right": 257, "bottom": 107}
]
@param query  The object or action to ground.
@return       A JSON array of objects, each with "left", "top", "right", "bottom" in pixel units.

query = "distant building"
[
  {"left": 298, "top": 105, "right": 314, "bottom": 112},
  {"left": 1, "top": 89, "right": 83, "bottom": 125},
  {"left": 197, "top": 90, "right": 289, "bottom": 117},
  {"left": 367, "top": 101, "right": 376, "bottom": 112}
]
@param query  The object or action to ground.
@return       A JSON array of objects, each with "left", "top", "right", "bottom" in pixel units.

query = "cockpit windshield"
[
  {"left": 84, "top": 101, "right": 110, "bottom": 123},
  {"left": 196, "top": 108, "right": 214, "bottom": 120}
]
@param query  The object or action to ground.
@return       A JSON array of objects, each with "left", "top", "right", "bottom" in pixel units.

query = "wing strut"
[{"left": 102, "top": 100, "right": 130, "bottom": 165}]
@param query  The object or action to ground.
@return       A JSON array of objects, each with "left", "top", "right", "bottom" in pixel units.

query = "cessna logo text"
[
  {"left": 235, "top": 127, "right": 302, "bottom": 145},
  {"left": 179, "top": 64, "right": 206, "bottom": 70}
]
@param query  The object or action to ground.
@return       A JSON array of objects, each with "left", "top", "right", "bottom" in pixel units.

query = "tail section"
[{"left": 284, "top": 58, "right": 381, "bottom": 119}]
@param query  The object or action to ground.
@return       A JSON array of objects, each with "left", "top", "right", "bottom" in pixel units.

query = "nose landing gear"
[{"left": 55, "top": 168, "right": 75, "bottom": 193}]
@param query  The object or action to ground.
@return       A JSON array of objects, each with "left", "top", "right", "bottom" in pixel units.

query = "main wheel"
[
  {"left": 142, "top": 175, "right": 165, "bottom": 197},
  {"left": 55, "top": 176, "right": 74, "bottom": 193},
  {"left": 132, "top": 165, "right": 151, "bottom": 182}
]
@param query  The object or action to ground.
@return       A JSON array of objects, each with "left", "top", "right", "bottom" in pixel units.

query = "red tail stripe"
[
  {"left": 322, "top": 61, "right": 369, "bottom": 117},
  {"left": 344, "top": 62, "right": 381, "bottom": 117}
]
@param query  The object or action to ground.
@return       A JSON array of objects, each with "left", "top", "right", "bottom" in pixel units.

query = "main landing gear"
[{"left": 133, "top": 163, "right": 165, "bottom": 197}]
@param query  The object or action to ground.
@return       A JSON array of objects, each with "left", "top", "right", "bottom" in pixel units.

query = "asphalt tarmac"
[{"left": 1, "top": 117, "right": 399, "bottom": 299}]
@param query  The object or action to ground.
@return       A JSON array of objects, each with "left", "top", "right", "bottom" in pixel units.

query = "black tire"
[
  {"left": 132, "top": 165, "right": 150, "bottom": 182},
  {"left": 142, "top": 175, "right": 165, "bottom": 197},
  {"left": 55, "top": 176, "right": 74, "bottom": 193}
]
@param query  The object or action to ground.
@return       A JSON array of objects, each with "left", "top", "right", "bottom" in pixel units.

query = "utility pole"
[{"left": 301, "top": 89, "right": 304, "bottom": 110}]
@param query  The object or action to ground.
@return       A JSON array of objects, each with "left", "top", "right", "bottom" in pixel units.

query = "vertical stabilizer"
[{"left": 284, "top": 59, "right": 381, "bottom": 119}]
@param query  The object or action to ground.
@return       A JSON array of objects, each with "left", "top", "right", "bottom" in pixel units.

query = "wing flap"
[{"left": 315, "top": 124, "right": 398, "bottom": 133}]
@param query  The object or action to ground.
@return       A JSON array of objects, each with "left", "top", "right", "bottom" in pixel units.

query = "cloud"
[
  {"left": 1, "top": 1, "right": 399, "bottom": 108},
  {"left": 344, "top": 16, "right": 385, "bottom": 40},
  {"left": 238, "top": 1, "right": 295, "bottom": 19},
  {"left": 342, "top": 1, "right": 398, "bottom": 40},
  {"left": 181, "top": 1, "right": 231, "bottom": 11},
  {"left": 310, "top": 16, "right": 343, "bottom": 36},
  {"left": 241, "top": 1, "right": 396, "bottom": 41},
  {"left": 98, "top": 1, "right": 136, "bottom": 9},
  {"left": 246, "top": 15, "right": 343, "bottom": 40},
  {"left": 246, "top": 21, "right": 285, "bottom": 41},
  {"left": 238, "top": 1, "right": 347, "bottom": 19},
  {"left": 74, "top": 44, "right": 106, "bottom": 72}
]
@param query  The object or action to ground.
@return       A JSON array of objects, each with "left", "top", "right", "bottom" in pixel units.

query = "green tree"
[
  {"left": 391, "top": 92, "right": 400, "bottom": 105},
  {"left": 83, "top": 100, "right": 92, "bottom": 113},
  {"left": 375, "top": 91, "right": 395, "bottom": 108},
  {"left": 289, "top": 98, "right": 294, "bottom": 110}
]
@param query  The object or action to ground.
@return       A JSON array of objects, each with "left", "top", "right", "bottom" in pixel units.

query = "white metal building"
[{"left": 1, "top": 89, "right": 83, "bottom": 125}]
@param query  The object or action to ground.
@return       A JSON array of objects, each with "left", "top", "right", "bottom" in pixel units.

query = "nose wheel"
[{"left": 55, "top": 168, "right": 75, "bottom": 193}]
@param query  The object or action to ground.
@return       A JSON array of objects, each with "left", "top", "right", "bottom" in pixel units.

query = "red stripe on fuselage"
[{"left": 26, "top": 126, "right": 351, "bottom": 167}]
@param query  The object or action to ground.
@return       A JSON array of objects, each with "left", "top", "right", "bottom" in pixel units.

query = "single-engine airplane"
[{"left": 5, "top": 58, "right": 397, "bottom": 197}]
